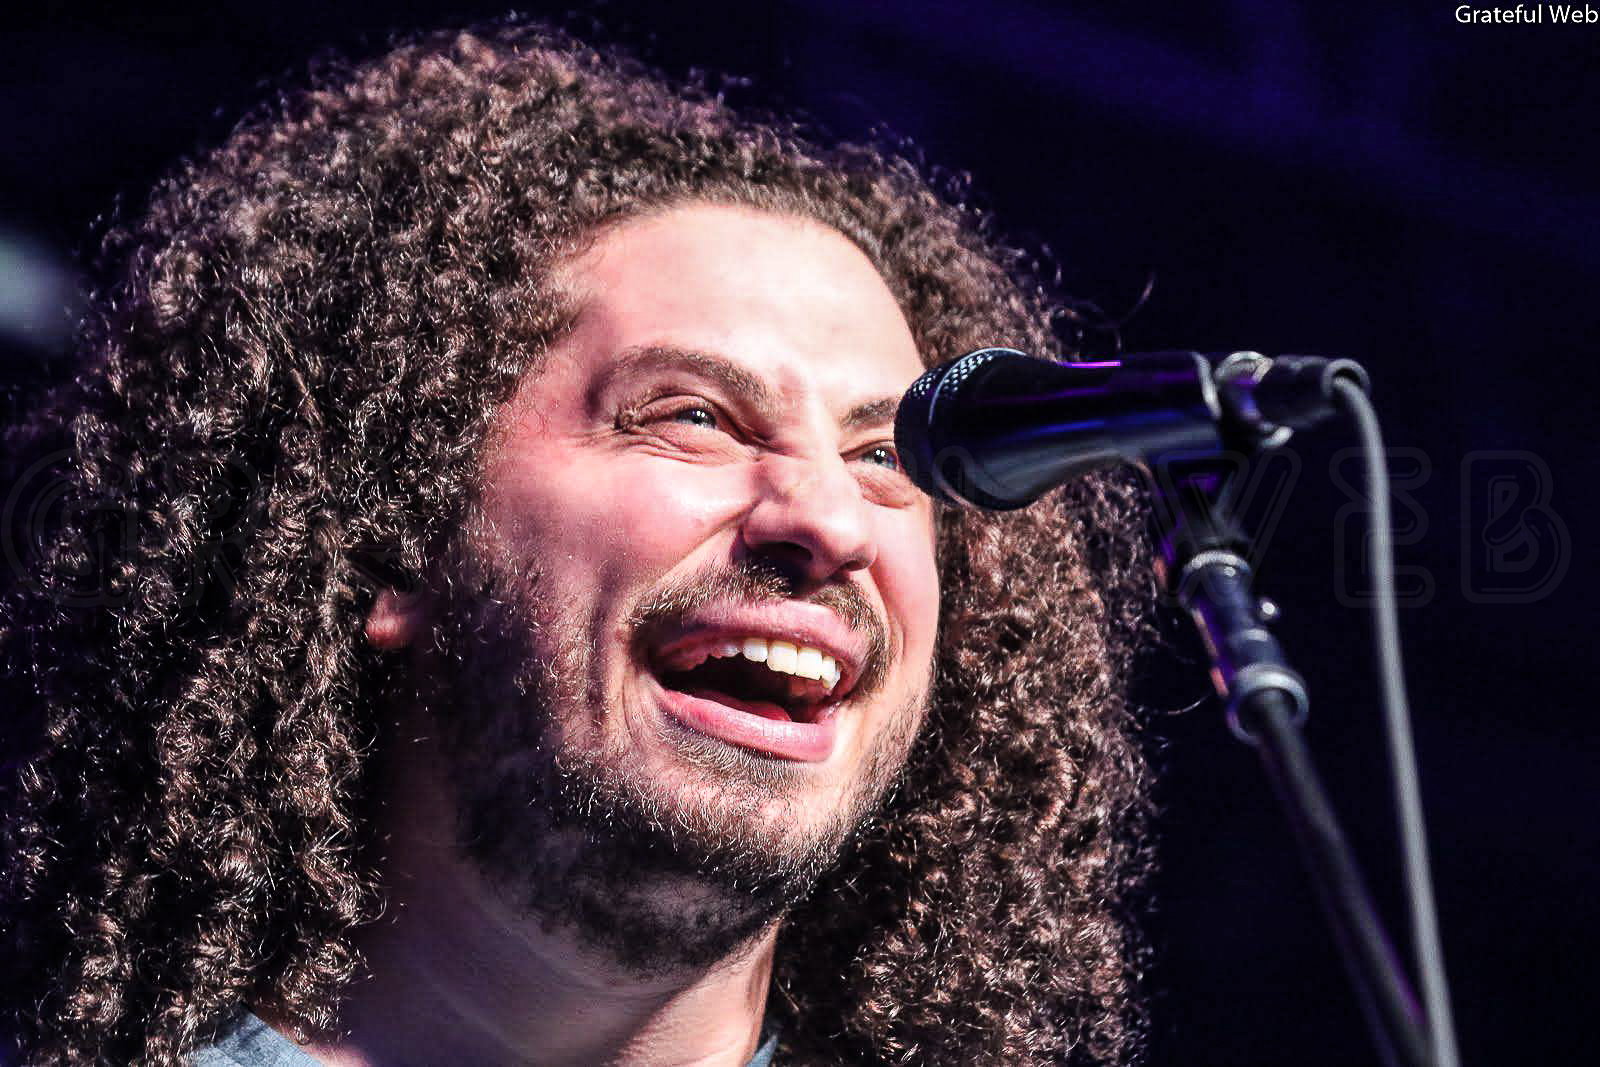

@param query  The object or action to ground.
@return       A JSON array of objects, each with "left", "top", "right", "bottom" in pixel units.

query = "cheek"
[
  {"left": 496, "top": 460, "right": 760, "bottom": 581},
  {"left": 877, "top": 515, "right": 942, "bottom": 665},
  {"left": 629, "top": 469, "right": 756, "bottom": 542},
  {"left": 606, "top": 461, "right": 758, "bottom": 554}
]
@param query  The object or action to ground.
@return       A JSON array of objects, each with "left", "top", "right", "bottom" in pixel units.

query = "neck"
[{"left": 272, "top": 715, "right": 777, "bottom": 1067}]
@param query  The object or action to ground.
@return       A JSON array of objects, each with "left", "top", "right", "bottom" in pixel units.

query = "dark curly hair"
[{"left": 0, "top": 21, "right": 1155, "bottom": 1065}]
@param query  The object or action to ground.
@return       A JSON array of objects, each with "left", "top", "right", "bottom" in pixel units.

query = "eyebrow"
[
  {"left": 605, "top": 345, "right": 778, "bottom": 418},
  {"left": 837, "top": 395, "right": 902, "bottom": 433},
  {"left": 601, "top": 344, "right": 905, "bottom": 432}
]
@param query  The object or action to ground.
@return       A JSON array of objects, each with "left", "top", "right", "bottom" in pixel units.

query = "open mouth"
[
  {"left": 643, "top": 626, "right": 866, "bottom": 762},
  {"left": 654, "top": 637, "right": 850, "bottom": 725}
]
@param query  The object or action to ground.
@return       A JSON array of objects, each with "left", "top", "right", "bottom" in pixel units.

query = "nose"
[{"left": 739, "top": 452, "right": 877, "bottom": 586}]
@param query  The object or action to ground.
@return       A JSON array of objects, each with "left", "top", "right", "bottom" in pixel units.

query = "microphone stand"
[{"left": 1152, "top": 471, "right": 1432, "bottom": 1067}]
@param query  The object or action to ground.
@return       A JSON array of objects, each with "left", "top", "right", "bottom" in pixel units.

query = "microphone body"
[{"left": 895, "top": 347, "right": 1367, "bottom": 509}]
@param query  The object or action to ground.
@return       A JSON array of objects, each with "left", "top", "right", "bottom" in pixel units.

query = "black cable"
[{"left": 1331, "top": 379, "right": 1461, "bottom": 1067}]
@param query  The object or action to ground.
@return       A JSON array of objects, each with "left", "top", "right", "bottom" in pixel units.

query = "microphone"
[{"left": 894, "top": 347, "right": 1369, "bottom": 509}]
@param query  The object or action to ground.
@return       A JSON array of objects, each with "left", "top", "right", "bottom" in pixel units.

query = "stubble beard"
[{"left": 418, "top": 522, "right": 926, "bottom": 975}]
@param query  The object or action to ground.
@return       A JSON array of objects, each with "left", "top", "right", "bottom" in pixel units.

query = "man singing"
[{"left": 1, "top": 21, "right": 1154, "bottom": 1065}]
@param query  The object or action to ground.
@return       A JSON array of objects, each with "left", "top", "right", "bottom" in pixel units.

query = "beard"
[{"left": 414, "top": 518, "right": 925, "bottom": 975}]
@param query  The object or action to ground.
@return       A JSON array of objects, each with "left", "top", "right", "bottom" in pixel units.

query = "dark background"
[{"left": 4, "top": 3, "right": 1595, "bottom": 1064}]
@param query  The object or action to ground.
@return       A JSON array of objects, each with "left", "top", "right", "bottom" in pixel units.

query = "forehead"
[{"left": 544, "top": 203, "right": 925, "bottom": 401}]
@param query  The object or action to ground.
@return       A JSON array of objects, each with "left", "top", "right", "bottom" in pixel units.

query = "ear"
[{"left": 365, "top": 588, "right": 425, "bottom": 650}]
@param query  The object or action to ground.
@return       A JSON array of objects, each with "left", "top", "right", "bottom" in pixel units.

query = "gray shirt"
[{"left": 189, "top": 1011, "right": 780, "bottom": 1067}]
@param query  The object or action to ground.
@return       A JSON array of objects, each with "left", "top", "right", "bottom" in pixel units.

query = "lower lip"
[{"left": 653, "top": 681, "right": 840, "bottom": 762}]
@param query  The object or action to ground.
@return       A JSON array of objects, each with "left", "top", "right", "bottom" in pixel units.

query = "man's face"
[{"left": 424, "top": 203, "right": 940, "bottom": 968}]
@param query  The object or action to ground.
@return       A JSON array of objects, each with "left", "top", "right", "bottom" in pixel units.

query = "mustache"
[{"left": 627, "top": 560, "right": 890, "bottom": 696}]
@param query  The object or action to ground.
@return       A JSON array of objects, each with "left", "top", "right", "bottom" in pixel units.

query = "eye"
[
  {"left": 622, "top": 397, "right": 730, "bottom": 433},
  {"left": 851, "top": 442, "right": 921, "bottom": 508},
  {"left": 858, "top": 444, "right": 901, "bottom": 472},
  {"left": 670, "top": 405, "right": 721, "bottom": 430},
  {"left": 615, "top": 394, "right": 747, "bottom": 461}
]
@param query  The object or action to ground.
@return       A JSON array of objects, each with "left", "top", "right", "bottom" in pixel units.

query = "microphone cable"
[{"left": 1332, "top": 379, "right": 1461, "bottom": 1067}]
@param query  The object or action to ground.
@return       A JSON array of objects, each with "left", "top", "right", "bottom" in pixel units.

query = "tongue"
[{"left": 684, "top": 686, "right": 794, "bottom": 723}]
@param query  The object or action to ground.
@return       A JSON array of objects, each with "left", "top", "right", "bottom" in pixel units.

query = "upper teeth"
[{"left": 711, "top": 637, "right": 841, "bottom": 690}]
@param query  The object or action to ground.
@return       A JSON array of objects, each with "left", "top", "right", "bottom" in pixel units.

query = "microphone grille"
[
  {"left": 896, "top": 347, "right": 1027, "bottom": 502},
  {"left": 896, "top": 363, "right": 945, "bottom": 499}
]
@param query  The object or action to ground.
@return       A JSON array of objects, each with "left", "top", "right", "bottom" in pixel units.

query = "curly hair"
[{"left": 0, "top": 21, "right": 1155, "bottom": 1065}]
